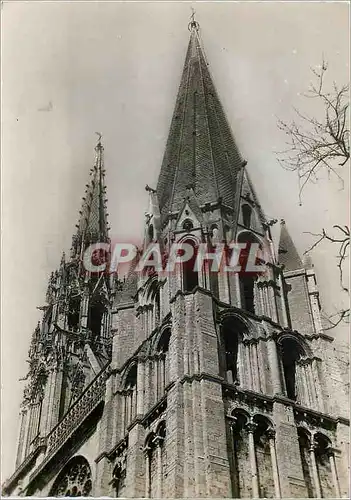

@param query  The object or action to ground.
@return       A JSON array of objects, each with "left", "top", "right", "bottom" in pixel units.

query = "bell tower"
[
  {"left": 110, "top": 18, "right": 349, "bottom": 499},
  {"left": 3, "top": 17, "right": 349, "bottom": 500},
  {"left": 14, "top": 137, "right": 115, "bottom": 471}
]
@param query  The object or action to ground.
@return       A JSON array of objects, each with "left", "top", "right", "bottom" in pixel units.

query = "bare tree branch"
[
  {"left": 278, "top": 60, "right": 350, "bottom": 327},
  {"left": 277, "top": 59, "right": 349, "bottom": 202},
  {"left": 304, "top": 225, "right": 350, "bottom": 294}
]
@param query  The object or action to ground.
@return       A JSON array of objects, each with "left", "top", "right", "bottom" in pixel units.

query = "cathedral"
[{"left": 2, "top": 19, "right": 349, "bottom": 498}]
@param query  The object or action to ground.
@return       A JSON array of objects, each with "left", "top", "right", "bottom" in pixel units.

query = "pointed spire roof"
[
  {"left": 278, "top": 220, "right": 303, "bottom": 271},
  {"left": 156, "top": 21, "right": 245, "bottom": 226},
  {"left": 72, "top": 137, "right": 109, "bottom": 256}
]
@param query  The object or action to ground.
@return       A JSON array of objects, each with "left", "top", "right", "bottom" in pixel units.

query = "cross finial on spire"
[
  {"left": 188, "top": 7, "right": 199, "bottom": 31},
  {"left": 95, "top": 131, "right": 103, "bottom": 150}
]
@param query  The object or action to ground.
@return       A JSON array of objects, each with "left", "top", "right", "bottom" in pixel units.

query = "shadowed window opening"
[
  {"left": 240, "top": 276, "right": 256, "bottom": 314},
  {"left": 280, "top": 338, "right": 304, "bottom": 400},
  {"left": 68, "top": 297, "right": 80, "bottom": 332},
  {"left": 182, "top": 219, "right": 194, "bottom": 232},
  {"left": 156, "top": 328, "right": 171, "bottom": 398},
  {"left": 221, "top": 317, "right": 246, "bottom": 384},
  {"left": 88, "top": 302, "right": 105, "bottom": 339},
  {"left": 148, "top": 224, "right": 154, "bottom": 242},
  {"left": 237, "top": 232, "right": 263, "bottom": 315},
  {"left": 157, "top": 328, "right": 171, "bottom": 354},
  {"left": 183, "top": 240, "right": 198, "bottom": 292},
  {"left": 242, "top": 204, "right": 252, "bottom": 228},
  {"left": 112, "top": 463, "right": 126, "bottom": 497},
  {"left": 124, "top": 364, "right": 138, "bottom": 430}
]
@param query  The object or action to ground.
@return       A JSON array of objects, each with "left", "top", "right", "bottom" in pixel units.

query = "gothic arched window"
[
  {"left": 182, "top": 219, "right": 194, "bottom": 232},
  {"left": 298, "top": 429, "right": 339, "bottom": 498},
  {"left": 182, "top": 239, "right": 198, "bottom": 292},
  {"left": 253, "top": 416, "right": 275, "bottom": 498},
  {"left": 279, "top": 337, "right": 304, "bottom": 400},
  {"left": 50, "top": 456, "right": 92, "bottom": 497},
  {"left": 156, "top": 328, "right": 171, "bottom": 398},
  {"left": 298, "top": 428, "right": 314, "bottom": 497},
  {"left": 220, "top": 317, "right": 246, "bottom": 384},
  {"left": 88, "top": 301, "right": 105, "bottom": 339},
  {"left": 230, "top": 412, "right": 280, "bottom": 499},
  {"left": 242, "top": 204, "right": 253, "bottom": 228},
  {"left": 147, "top": 280, "right": 160, "bottom": 330},
  {"left": 68, "top": 296, "right": 80, "bottom": 332},
  {"left": 124, "top": 364, "right": 137, "bottom": 429},
  {"left": 237, "top": 232, "right": 263, "bottom": 315}
]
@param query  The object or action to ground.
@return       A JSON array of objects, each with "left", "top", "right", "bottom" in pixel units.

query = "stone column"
[
  {"left": 80, "top": 287, "right": 89, "bottom": 329},
  {"left": 263, "top": 286, "right": 270, "bottom": 317},
  {"left": 144, "top": 447, "right": 151, "bottom": 498},
  {"left": 278, "top": 273, "right": 289, "bottom": 328},
  {"left": 244, "top": 342, "right": 253, "bottom": 390},
  {"left": 256, "top": 284, "right": 264, "bottom": 316},
  {"left": 267, "top": 336, "right": 282, "bottom": 395},
  {"left": 246, "top": 422, "right": 259, "bottom": 498},
  {"left": 251, "top": 341, "right": 260, "bottom": 392},
  {"left": 237, "top": 342, "right": 245, "bottom": 387},
  {"left": 306, "top": 361, "right": 318, "bottom": 407},
  {"left": 295, "top": 362, "right": 305, "bottom": 405},
  {"left": 312, "top": 358, "right": 325, "bottom": 413},
  {"left": 309, "top": 443, "right": 322, "bottom": 498},
  {"left": 15, "top": 410, "right": 27, "bottom": 467},
  {"left": 302, "top": 362, "right": 313, "bottom": 406},
  {"left": 155, "top": 436, "right": 164, "bottom": 498},
  {"left": 268, "top": 283, "right": 278, "bottom": 323},
  {"left": 120, "top": 392, "right": 126, "bottom": 437},
  {"left": 327, "top": 448, "right": 341, "bottom": 498},
  {"left": 267, "top": 429, "right": 281, "bottom": 498},
  {"left": 137, "top": 360, "right": 145, "bottom": 415},
  {"left": 256, "top": 341, "right": 266, "bottom": 393}
]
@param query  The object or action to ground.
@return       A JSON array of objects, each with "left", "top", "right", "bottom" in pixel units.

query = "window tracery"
[{"left": 50, "top": 456, "right": 92, "bottom": 497}]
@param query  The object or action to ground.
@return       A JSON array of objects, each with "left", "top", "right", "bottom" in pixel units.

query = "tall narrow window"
[
  {"left": 68, "top": 297, "right": 80, "bottom": 332},
  {"left": 148, "top": 224, "right": 154, "bottom": 242},
  {"left": 242, "top": 204, "right": 252, "bottom": 228},
  {"left": 239, "top": 275, "right": 256, "bottom": 314},
  {"left": 253, "top": 417, "right": 275, "bottom": 498},
  {"left": 156, "top": 328, "right": 171, "bottom": 398},
  {"left": 315, "top": 434, "right": 335, "bottom": 498},
  {"left": 298, "top": 430, "right": 338, "bottom": 498},
  {"left": 147, "top": 280, "right": 160, "bottom": 330},
  {"left": 88, "top": 302, "right": 105, "bottom": 339},
  {"left": 183, "top": 240, "right": 198, "bottom": 292},
  {"left": 279, "top": 337, "right": 304, "bottom": 400},
  {"left": 124, "top": 365, "right": 137, "bottom": 428},
  {"left": 230, "top": 411, "right": 251, "bottom": 498},
  {"left": 237, "top": 232, "right": 263, "bottom": 315},
  {"left": 220, "top": 317, "right": 246, "bottom": 384},
  {"left": 298, "top": 428, "right": 314, "bottom": 498}
]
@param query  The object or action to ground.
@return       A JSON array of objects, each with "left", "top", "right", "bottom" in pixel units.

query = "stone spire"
[
  {"left": 71, "top": 135, "right": 110, "bottom": 260},
  {"left": 156, "top": 18, "right": 245, "bottom": 227},
  {"left": 278, "top": 219, "right": 303, "bottom": 271}
]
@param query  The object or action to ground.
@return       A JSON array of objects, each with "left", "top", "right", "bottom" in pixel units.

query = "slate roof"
[
  {"left": 278, "top": 220, "right": 304, "bottom": 271},
  {"left": 156, "top": 23, "right": 244, "bottom": 226}
]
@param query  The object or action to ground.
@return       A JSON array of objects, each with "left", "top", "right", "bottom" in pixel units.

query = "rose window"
[{"left": 50, "top": 456, "right": 92, "bottom": 497}]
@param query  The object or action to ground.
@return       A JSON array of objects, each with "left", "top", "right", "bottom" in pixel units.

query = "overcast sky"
[{"left": 1, "top": 0, "right": 349, "bottom": 482}]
